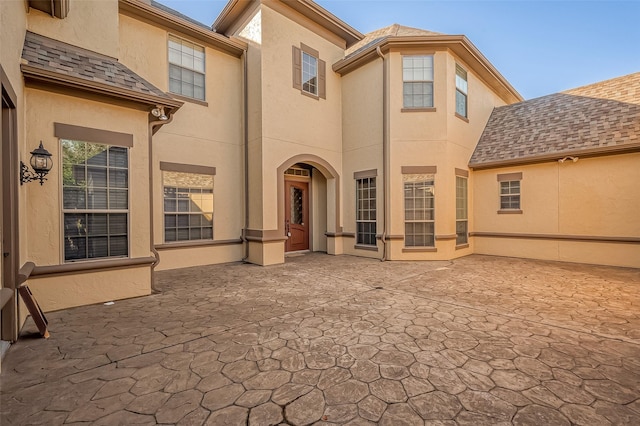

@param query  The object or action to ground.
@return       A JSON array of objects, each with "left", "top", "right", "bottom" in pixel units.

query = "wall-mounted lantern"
[{"left": 20, "top": 141, "right": 53, "bottom": 185}]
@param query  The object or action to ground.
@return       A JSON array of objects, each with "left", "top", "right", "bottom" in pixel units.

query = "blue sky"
[{"left": 158, "top": 0, "right": 640, "bottom": 100}]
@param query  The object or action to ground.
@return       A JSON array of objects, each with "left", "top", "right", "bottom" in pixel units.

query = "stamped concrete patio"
[{"left": 1, "top": 253, "right": 640, "bottom": 425}]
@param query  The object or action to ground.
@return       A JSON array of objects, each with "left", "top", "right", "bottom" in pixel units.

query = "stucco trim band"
[
  {"left": 54, "top": 123, "right": 134, "bottom": 147},
  {"left": 435, "top": 234, "right": 457, "bottom": 240},
  {"left": 155, "top": 239, "right": 242, "bottom": 250},
  {"left": 245, "top": 229, "right": 288, "bottom": 242},
  {"left": 30, "top": 256, "right": 156, "bottom": 278},
  {"left": 159, "top": 162, "right": 216, "bottom": 175},
  {"left": 497, "top": 172, "right": 522, "bottom": 182},
  {"left": 401, "top": 166, "right": 437, "bottom": 175},
  {"left": 402, "top": 247, "right": 437, "bottom": 253},
  {"left": 470, "top": 232, "right": 640, "bottom": 244}
]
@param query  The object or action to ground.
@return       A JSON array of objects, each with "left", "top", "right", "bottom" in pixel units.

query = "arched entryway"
[{"left": 276, "top": 155, "right": 340, "bottom": 254}]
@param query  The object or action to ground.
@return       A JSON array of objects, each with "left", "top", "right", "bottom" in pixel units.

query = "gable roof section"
[
  {"left": 470, "top": 72, "right": 640, "bottom": 169},
  {"left": 213, "top": 0, "right": 363, "bottom": 47},
  {"left": 21, "top": 31, "right": 182, "bottom": 111},
  {"left": 334, "top": 28, "right": 521, "bottom": 104},
  {"left": 119, "top": 0, "right": 246, "bottom": 57}
]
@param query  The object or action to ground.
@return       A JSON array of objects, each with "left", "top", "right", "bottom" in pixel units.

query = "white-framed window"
[
  {"left": 456, "top": 176, "right": 468, "bottom": 245},
  {"left": 403, "top": 55, "right": 434, "bottom": 108},
  {"left": 455, "top": 64, "right": 468, "bottom": 118},
  {"left": 500, "top": 181, "right": 521, "bottom": 210},
  {"left": 168, "top": 35, "right": 205, "bottom": 101},
  {"left": 292, "top": 44, "right": 326, "bottom": 99},
  {"left": 356, "top": 177, "right": 376, "bottom": 246},
  {"left": 163, "top": 171, "right": 213, "bottom": 242},
  {"left": 404, "top": 174, "right": 435, "bottom": 247},
  {"left": 62, "top": 140, "right": 129, "bottom": 261}
]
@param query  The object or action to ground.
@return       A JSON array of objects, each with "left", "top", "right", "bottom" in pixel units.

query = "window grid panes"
[
  {"left": 500, "top": 181, "right": 521, "bottom": 210},
  {"left": 404, "top": 174, "right": 435, "bottom": 247},
  {"left": 163, "top": 171, "right": 213, "bottom": 243},
  {"left": 456, "top": 176, "right": 468, "bottom": 245},
  {"left": 356, "top": 177, "right": 376, "bottom": 246},
  {"left": 168, "top": 35, "right": 205, "bottom": 100},
  {"left": 456, "top": 65, "right": 468, "bottom": 117},
  {"left": 62, "top": 140, "right": 129, "bottom": 261},
  {"left": 403, "top": 55, "right": 434, "bottom": 108},
  {"left": 302, "top": 51, "right": 318, "bottom": 95}
]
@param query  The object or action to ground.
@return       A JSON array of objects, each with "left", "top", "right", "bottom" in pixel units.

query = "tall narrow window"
[
  {"left": 455, "top": 64, "right": 468, "bottom": 118},
  {"left": 168, "top": 35, "right": 205, "bottom": 101},
  {"left": 292, "top": 44, "right": 326, "bottom": 99},
  {"left": 356, "top": 177, "right": 376, "bottom": 246},
  {"left": 404, "top": 174, "right": 435, "bottom": 247},
  {"left": 163, "top": 171, "right": 214, "bottom": 242},
  {"left": 403, "top": 55, "right": 434, "bottom": 108},
  {"left": 62, "top": 140, "right": 129, "bottom": 261},
  {"left": 456, "top": 176, "right": 468, "bottom": 245}
]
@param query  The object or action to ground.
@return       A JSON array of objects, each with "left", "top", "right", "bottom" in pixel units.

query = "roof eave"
[
  {"left": 21, "top": 64, "right": 184, "bottom": 111},
  {"left": 119, "top": 0, "right": 247, "bottom": 57},
  {"left": 333, "top": 35, "right": 523, "bottom": 104},
  {"left": 469, "top": 142, "right": 640, "bottom": 170}
]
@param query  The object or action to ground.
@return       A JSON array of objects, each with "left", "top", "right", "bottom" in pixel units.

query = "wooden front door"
[{"left": 285, "top": 180, "right": 309, "bottom": 252}]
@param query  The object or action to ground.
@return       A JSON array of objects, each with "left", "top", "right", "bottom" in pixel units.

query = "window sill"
[
  {"left": 155, "top": 239, "right": 242, "bottom": 250},
  {"left": 300, "top": 89, "right": 320, "bottom": 100},
  {"left": 455, "top": 243, "right": 469, "bottom": 250},
  {"left": 455, "top": 112, "right": 469, "bottom": 123},
  {"left": 402, "top": 247, "right": 437, "bottom": 253},
  {"left": 498, "top": 209, "right": 523, "bottom": 214},
  {"left": 354, "top": 244, "right": 378, "bottom": 251},
  {"left": 170, "top": 93, "right": 209, "bottom": 107},
  {"left": 401, "top": 107, "right": 436, "bottom": 113}
]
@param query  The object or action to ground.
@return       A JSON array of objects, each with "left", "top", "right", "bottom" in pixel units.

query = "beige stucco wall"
[
  {"left": 119, "top": 13, "right": 245, "bottom": 269},
  {"left": 472, "top": 153, "right": 640, "bottom": 267},
  {"left": 27, "top": 0, "right": 119, "bottom": 58},
  {"left": 22, "top": 88, "right": 152, "bottom": 307}
]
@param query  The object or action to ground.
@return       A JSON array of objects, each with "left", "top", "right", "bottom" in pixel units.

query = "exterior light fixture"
[
  {"left": 20, "top": 141, "right": 53, "bottom": 185},
  {"left": 151, "top": 105, "right": 168, "bottom": 121}
]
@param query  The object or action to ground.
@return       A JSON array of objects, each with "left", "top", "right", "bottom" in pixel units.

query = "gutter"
[
  {"left": 376, "top": 46, "right": 389, "bottom": 262},
  {"left": 241, "top": 49, "right": 250, "bottom": 261},
  {"left": 148, "top": 114, "right": 175, "bottom": 292}
]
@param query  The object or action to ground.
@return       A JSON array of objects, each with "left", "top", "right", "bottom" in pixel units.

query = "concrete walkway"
[{"left": 1, "top": 253, "right": 639, "bottom": 425}]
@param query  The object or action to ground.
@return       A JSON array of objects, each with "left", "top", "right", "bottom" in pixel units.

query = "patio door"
[{"left": 285, "top": 180, "right": 309, "bottom": 252}]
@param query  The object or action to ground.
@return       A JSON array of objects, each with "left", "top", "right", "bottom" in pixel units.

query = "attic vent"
[{"left": 285, "top": 167, "right": 310, "bottom": 177}]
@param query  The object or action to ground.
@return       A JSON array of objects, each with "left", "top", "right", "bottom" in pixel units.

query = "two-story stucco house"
[{"left": 1, "top": 0, "right": 638, "bottom": 362}]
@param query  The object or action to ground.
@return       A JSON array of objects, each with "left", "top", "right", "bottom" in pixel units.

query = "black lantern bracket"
[{"left": 20, "top": 141, "right": 53, "bottom": 186}]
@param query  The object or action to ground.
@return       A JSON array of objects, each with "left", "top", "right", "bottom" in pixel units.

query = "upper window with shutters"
[
  {"left": 168, "top": 35, "right": 205, "bottom": 101},
  {"left": 292, "top": 43, "right": 326, "bottom": 99}
]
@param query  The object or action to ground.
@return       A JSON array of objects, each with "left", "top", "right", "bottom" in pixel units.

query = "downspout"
[
  {"left": 376, "top": 46, "right": 389, "bottom": 261},
  {"left": 148, "top": 114, "right": 174, "bottom": 292},
  {"left": 241, "top": 49, "right": 250, "bottom": 261}
]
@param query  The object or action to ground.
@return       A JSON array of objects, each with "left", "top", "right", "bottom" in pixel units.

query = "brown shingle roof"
[
  {"left": 345, "top": 24, "right": 442, "bottom": 58},
  {"left": 21, "top": 31, "right": 176, "bottom": 103},
  {"left": 470, "top": 72, "right": 640, "bottom": 168}
]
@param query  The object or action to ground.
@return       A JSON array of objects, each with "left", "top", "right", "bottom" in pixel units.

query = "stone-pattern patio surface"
[{"left": 1, "top": 253, "right": 639, "bottom": 425}]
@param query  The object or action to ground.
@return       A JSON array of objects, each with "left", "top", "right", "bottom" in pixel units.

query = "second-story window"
[
  {"left": 168, "top": 35, "right": 205, "bottom": 101},
  {"left": 292, "top": 43, "right": 326, "bottom": 99},
  {"left": 455, "top": 64, "right": 468, "bottom": 118},
  {"left": 403, "top": 55, "right": 434, "bottom": 108}
]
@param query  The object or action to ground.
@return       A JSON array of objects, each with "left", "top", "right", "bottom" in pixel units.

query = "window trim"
[
  {"left": 355, "top": 174, "right": 377, "bottom": 247},
  {"left": 456, "top": 173, "right": 468, "bottom": 246},
  {"left": 402, "top": 54, "right": 434, "bottom": 109},
  {"left": 168, "top": 34, "right": 206, "bottom": 101},
  {"left": 455, "top": 63, "right": 468, "bottom": 119},
  {"left": 497, "top": 173, "right": 522, "bottom": 213},
  {"left": 162, "top": 166, "right": 215, "bottom": 244},
  {"left": 403, "top": 169, "right": 436, "bottom": 248},
  {"left": 60, "top": 140, "right": 131, "bottom": 263},
  {"left": 292, "top": 43, "right": 326, "bottom": 100}
]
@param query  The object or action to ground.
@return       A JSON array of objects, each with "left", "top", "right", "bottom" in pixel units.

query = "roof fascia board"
[
  {"left": 333, "top": 35, "right": 522, "bottom": 104},
  {"left": 119, "top": 0, "right": 246, "bottom": 57},
  {"left": 213, "top": 0, "right": 253, "bottom": 34},
  {"left": 469, "top": 143, "right": 640, "bottom": 170},
  {"left": 21, "top": 64, "right": 184, "bottom": 110}
]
